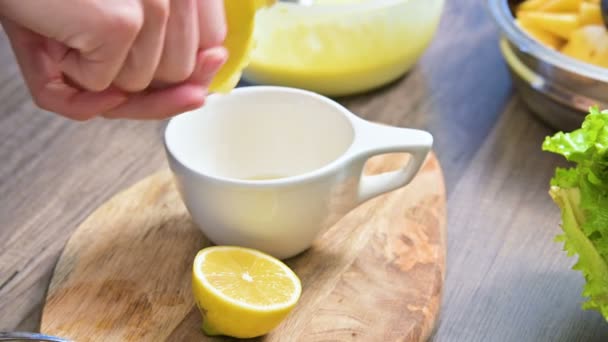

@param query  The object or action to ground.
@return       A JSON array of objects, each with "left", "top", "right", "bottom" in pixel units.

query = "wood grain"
[
  {"left": 40, "top": 153, "right": 446, "bottom": 341},
  {"left": 4, "top": 0, "right": 608, "bottom": 340}
]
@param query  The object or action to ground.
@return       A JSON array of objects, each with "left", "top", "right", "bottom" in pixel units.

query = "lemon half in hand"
[
  {"left": 208, "top": 0, "right": 277, "bottom": 93},
  {"left": 192, "top": 246, "right": 302, "bottom": 338}
]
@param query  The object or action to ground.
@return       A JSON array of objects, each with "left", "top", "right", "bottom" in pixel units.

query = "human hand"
[{"left": 0, "top": 0, "right": 227, "bottom": 120}]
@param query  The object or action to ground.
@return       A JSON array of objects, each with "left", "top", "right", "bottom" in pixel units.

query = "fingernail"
[
  {"left": 191, "top": 47, "right": 228, "bottom": 85},
  {"left": 204, "top": 46, "right": 229, "bottom": 72}
]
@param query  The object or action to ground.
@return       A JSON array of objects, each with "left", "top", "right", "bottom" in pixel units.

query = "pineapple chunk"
[
  {"left": 518, "top": 12, "right": 580, "bottom": 40},
  {"left": 518, "top": 0, "right": 546, "bottom": 11},
  {"left": 579, "top": 2, "right": 603, "bottom": 25},
  {"left": 540, "top": 0, "right": 582, "bottom": 12},
  {"left": 561, "top": 25, "right": 608, "bottom": 68},
  {"left": 516, "top": 19, "right": 564, "bottom": 49}
]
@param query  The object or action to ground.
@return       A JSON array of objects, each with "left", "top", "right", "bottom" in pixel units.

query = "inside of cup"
[{"left": 165, "top": 87, "right": 354, "bottom": 181}]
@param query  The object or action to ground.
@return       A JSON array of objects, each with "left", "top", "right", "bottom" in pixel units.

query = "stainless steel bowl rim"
[
  {"left": 488, "top": 0, "right": 608, "bottom": 83},
  {"left": 499, "top": 37, "right": 604, "bottom": 111}
]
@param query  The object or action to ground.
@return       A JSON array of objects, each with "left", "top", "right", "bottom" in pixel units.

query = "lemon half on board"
[
  {"left": 192, "top": 246, "right": 302, "bottom": 338},
  {"left": 208, "top": 0, "right": 277, "bottom": 93}
]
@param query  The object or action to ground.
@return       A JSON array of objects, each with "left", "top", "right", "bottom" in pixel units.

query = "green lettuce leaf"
[{"left": 543, "top": 106, "right": 608, "bottom": 320}]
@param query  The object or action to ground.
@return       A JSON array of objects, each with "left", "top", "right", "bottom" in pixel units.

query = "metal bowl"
[{"left": 488, "top": 0, "right": 608, "bottom": 131}]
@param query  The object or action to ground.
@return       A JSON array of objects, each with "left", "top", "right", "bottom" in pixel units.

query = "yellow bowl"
[{"left": 242, "top": 0, "right": 444, "bottom": 97}]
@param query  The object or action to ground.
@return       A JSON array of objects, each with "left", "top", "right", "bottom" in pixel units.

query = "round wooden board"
[{"left": 41, "top": 152, "right": 446, "bottom": 342}]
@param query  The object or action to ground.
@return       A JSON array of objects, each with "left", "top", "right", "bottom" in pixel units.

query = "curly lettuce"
[{"left": 543, "top": 106, "right": 608, "bottom": 320}]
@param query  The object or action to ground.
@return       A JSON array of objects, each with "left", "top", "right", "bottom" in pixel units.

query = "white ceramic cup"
[{"left": 164, "top": 86, "right": 433, "bottom": 259}]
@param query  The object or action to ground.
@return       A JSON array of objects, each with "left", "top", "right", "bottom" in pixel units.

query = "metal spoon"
[{"left": 0, "top": 332, "right": 71, "bottom": 342}]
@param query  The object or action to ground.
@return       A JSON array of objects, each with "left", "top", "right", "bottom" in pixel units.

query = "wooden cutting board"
[{"left": 41, "top": 152, "right": 446, "bottom": 342}]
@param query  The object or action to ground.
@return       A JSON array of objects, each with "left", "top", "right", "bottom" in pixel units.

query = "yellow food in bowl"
[
  {"left": 514, "top": 0, "right": 608, "bottom": 68},
  {"left": 242, "top": 0, "right": 444, "bottom": 97}
]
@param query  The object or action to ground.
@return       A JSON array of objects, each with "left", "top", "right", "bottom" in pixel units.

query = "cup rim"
[{"left": 163, "top": 86, "right": 361, "bottom": 187}]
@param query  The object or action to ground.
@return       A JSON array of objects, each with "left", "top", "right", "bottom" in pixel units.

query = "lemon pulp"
[{"left": 192, "top": 246, "right": 301, "bottom": 338}]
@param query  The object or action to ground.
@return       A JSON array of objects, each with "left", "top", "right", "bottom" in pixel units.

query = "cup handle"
[{"left": 352, "top": 121, "right": 433, "bottom": 204}]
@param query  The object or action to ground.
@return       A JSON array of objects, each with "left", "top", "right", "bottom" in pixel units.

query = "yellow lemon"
[
  {"left": 209, "top": 0, "right": 277, "bottom": 93},
  {"left": 192, "top": 246, "right": 302, "bottom": 338}
]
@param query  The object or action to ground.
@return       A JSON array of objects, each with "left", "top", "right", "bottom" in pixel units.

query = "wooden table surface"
[{"left": 2, "top": 1, "right": 608, "bottom": 341}]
